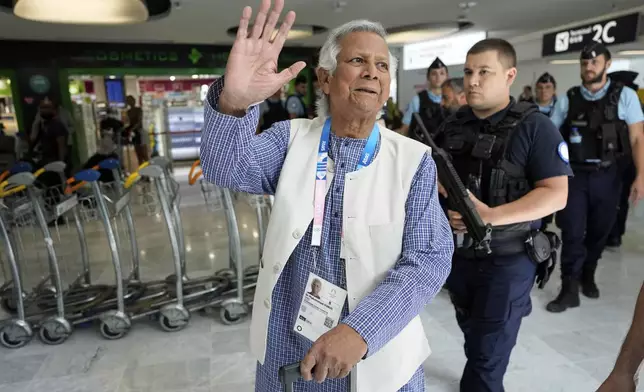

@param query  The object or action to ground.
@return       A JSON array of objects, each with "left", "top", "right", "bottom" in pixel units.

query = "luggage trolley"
[
  {"left": 188, "top": 159, "right": 263, "bottom": 324},
  {"left": 0, "top": 171, "right": 78, "bottom": 346},
  {"left": 136, "top": 157, "right": 255, "bottom": 325},
  {"left": 73, "top": 162, "right": 228, "bottom": 338}
]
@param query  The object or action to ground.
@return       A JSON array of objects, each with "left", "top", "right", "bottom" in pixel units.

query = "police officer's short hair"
[
  {"left": 442, "top": 78, "right": 465, "bottom": 94},
  {"left": 467, "top": 38, "right": 517, "bottom": 69},
  {"left": 295, "top": 75, "right": 307, "bottom": 86}
]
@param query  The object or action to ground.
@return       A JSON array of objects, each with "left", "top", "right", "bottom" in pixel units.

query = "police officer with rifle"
[
  {"left": 547, "top": 43, "right": 644, "bottom": 313},
  {"left": 412, "top": 38, "right": 572, "bottom": 391},
  {"left": 399, "top": 57, "right": 448, "bottom": 141}
]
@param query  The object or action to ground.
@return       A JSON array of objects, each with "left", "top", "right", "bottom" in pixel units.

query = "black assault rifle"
[{"left": 412, "top": 113, "right": 492, "bottom": 254}]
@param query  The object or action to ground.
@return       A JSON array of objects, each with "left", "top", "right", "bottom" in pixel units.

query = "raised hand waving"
[{"left": 219, "top": 0, "right": 307, "bottom": 115}]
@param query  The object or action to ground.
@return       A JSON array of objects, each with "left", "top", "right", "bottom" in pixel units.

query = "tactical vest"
[
  {"left": 562, "top": 82, "right": 630, "bottom": 170},
  {"left": 441, "top": 101, "right": 537, "bottom": 237},
  {"left": 261, "top": 99, "right": 289, "bottom": 131},
  {"left": 410, "top": 91, "right": 444, "bottom": 144}
]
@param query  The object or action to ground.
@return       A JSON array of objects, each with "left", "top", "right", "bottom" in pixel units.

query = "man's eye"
[
  {"left": 350, "top": 58, "right": 363, "bottom": 63},
  {"left": 377, "top": 62, "right": 389, "bottom": 70}
]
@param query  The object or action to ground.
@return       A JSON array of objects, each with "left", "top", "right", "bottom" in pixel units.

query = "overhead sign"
[
  {"left": 542, "top": 13, "right": 640, "bottom": 57},
  {"left": 403, "top": 31, "right": 487, "bottom": 71}
]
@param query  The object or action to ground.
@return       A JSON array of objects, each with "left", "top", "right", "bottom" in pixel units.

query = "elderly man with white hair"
[{"left": 200, "top": 1, "right": 453, "bottom": 391}]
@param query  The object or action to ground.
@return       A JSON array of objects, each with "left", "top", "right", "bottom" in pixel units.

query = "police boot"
[
  {"left": 581, "top": 264, "right": 600, "bottom": 299},
  {"left": 546, "top": 278, "right": 580, "bottom": 313}
]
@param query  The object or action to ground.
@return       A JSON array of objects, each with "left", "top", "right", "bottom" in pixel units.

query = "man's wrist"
[{"left": 218, "top": 91, "right": 249, "bottom": 118}]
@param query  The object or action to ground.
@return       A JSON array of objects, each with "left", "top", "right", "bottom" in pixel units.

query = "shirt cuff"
[
  {"left": 341, "top": 314, "right": 380, "bottom": 358},
  {"left": 206, "top": 76, "right": 262, "bottom": 118}
]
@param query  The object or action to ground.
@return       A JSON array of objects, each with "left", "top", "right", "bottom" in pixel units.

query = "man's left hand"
[
  {"left": 447, "top": 191, "right": 495, "bottom": 233},
  {"left": 300, "top": 324, "right": 367, "bottom": 383},
  {"left": 629, "top": 175, "right": 644, "bottom": 207}
]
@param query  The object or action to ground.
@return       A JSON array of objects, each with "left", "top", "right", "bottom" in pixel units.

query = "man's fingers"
[
  {"left": 272, "top": 10, "right": 296, "bottom": 48},
  {"left": 447, "top": 210, "right": 462, "bottom": 219},
  {"left": 262, "top": 0, "right": 283, "bottom": 41},
  {"left": 278, "top": 61, "right": 307, "bottom": 84},
  {"left": 313, "top": 361, "right": 329, "bottom": 383},
  {"left": 300, "top": 352, "right": 317, "bottom": 382},
  {"left": 437, "top": 182, "right": 447, "bottom": 198},
  {"left": 338, "top": 365, "right": 352, "bottom": 379},
  {"left": 251, "top": 0, "right": 271, "bottom": 39},
  {"left": 236, "top": 6, "right": 252, "bottom": 39}
]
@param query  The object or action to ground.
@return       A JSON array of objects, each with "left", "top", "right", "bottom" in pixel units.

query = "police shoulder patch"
[{"left": 557, "top": 141, "right": 569, "bottom": 163}]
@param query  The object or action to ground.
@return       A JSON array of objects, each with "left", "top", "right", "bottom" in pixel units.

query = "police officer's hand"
[
  {"left": 219, "top": 0, "right": 307, "bottom": 114},
  {"left": 448, "top": 191, "right": 495, "bottom": 232},
  {"left": 437, "top": 181, "right": 448, "bottom": 198},
  {"left": 629, "top": 175, "right": 644, "bottom": 207},
  {"left": 301, "top": 323, "right": 367, "bottom": 383},
  {"left": 596, "top": 371, "right": 636, "bottom": 392}
]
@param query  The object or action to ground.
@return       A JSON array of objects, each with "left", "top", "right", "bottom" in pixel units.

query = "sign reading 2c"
[{"left": 591, "top": 20, "right": 617, "bottom": 44}]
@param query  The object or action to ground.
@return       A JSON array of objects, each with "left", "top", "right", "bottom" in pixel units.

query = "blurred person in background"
[
  {"left": 535, "top": 72, "right": 558, "bottom": 230},
  {"left": 399, "top": 57, "right": 448, "bottom": 141},
  {"left": 535, "top": 72, "right": 557, "bottom": 117},
  {"left": 440, "top": 77, "right": 467, "bottom": 115},
  {"left": 518, "top": 85, "right": 534, "bottom": 103},
  {"left": 286, "top": 74, "right": 309, "bottom": 119},
  {"left": 126, "top": 95, "right": 148, "bottom": 166},
  {"left": 258, "top": 87, "right": 289, "bottom": 132}
]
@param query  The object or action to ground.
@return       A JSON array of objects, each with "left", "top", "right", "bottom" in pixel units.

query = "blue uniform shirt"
[
  {"left": 538, "top": 98, "right": 557, "bottom": 117},
  {"left": 550, "top": 79, "right": 644, "bottom": 129},
  {"left": 402, "top": 89, "right": 442, "bottom": 125}
]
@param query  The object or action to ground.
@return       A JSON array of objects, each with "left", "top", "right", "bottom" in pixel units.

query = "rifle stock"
[{"left": 412, "top": 113, "right": 492, "bottom": 254}]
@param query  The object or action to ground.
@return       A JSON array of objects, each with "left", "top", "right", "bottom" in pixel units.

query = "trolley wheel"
[
  {"left": 215, "top": 269, "right": 236, "bottom": 280},
  {"left": 1, "top": 296, "right": 17, "bottom": 314},
  {"left": 159, "top": 314, "right": 187, "bottom": 333},
  {"left": 39, "top": 319, "right": 71, "bottom": 345},
  {"left": 0, "top": 322, "right": 32, "bottom": 349},
  {"left": 99, "top": 321, "right": 128, "bottom": 340},
  {"left": 98, "top": 313, "right": 130, "bottom": 340},
  {"left": 220, "top": 303, "right": 246, "bottom": 325}
]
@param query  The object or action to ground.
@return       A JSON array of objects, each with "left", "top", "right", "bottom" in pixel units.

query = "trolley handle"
[
  {"left": 188, "top": 159, "right": 202, "bottom": 186},
  {"left": 0, "top": 182, "right": 26, "bottom": 198},
  {"left": 65, "top": 165, "right": 100, "bottom": 195},
  {"left": 124, "top": 161, "right": 151, "bottom": 189}
]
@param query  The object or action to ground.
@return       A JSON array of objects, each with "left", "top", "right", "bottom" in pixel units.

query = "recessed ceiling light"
[
  {"left": 109, "top": 75, "right": 116, "bottom": 79},
  {"left": 169, "top": 76, "right": 176, "bottom": 81},
  {"left": 618, "top": 50, "right": 644, "bottom": 56},
  {"left": 386, "top": 22, "right": 472, "bottom": 45},
  {"left": 13, "top": 0, "right": 149, "bottom": 25},
  {"left": 549, "top": 59, "right": 580, "bottom": 64},
  {"left": 191, "top": 75, "right": 199, "bottom": 79},
  {"left": 227, "top": 24, "right": 327, "bottom": 41}
]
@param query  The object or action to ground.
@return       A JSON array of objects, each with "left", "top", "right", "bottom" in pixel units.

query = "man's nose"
[{"left": 362, "top": 62, "right": 379, "bottom": 79}]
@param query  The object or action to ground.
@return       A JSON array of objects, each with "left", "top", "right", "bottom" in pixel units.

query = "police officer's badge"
[{"left": 557, "top": 141, "right": 570, "bottom": 163}]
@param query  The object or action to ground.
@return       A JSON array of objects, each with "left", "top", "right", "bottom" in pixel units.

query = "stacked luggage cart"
[{"left": 0, "top": 156, "right": 271, "bottom": 349}]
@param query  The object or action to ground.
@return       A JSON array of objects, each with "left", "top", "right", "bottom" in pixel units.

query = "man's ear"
[
  {"left": 316, "top": 67, "right": 332, "bottom": 95},
  {"left": 605, "top": 58, "right": 612, "bottom": 71},
  {"left": 507, "top": 67, "right": 517, "bottom": 87}
]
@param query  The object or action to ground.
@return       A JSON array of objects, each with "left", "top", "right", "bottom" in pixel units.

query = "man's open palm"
[{"left": 221, "top": 0, "right": 307, "bottom": 111}]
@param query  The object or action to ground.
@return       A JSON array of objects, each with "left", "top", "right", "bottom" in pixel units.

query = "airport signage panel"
[{"left": 542, "top": 13, "right": 640, "bottom": 56}]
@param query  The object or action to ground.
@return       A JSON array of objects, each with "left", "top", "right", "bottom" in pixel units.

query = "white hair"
[{"left": 315, "top": 20, "right": 398, "bottom": 118}]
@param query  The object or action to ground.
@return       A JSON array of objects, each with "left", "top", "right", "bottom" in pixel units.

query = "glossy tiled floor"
[{"left": 1, "top": 167, "right": 643, "bottom": 391}]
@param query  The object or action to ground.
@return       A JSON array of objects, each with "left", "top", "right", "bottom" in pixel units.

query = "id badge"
[{"left": 294, "top": 273, "right": 348, "bottom": 342}]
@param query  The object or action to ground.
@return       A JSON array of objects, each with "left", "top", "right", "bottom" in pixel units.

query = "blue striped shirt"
[{"left": 200, "top": 78, "right": 453, "bottom": 392}]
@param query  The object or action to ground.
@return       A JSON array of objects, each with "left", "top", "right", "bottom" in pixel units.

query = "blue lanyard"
[
  {"left": 312, "top": 118, "right": 379, "bottom": 247},
  {"left": 318, "top": 118, "right": 379, "bottom": 176}
]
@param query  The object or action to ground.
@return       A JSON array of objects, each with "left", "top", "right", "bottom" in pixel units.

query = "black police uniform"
[
  {"left": 606, "top": 71, "right": 640, "bottom": 247},
  {"left": 261, "top": 99, "right": 290, "bottom": 131},
  {"left": 440, "top": 99, "right": 572, "bottom": 391},
  {"left": 547, "top": 44, "right": 634, "bottom": 313},
  {"left": 536, "top": 72, "right": 558, "bottom": 231},
  {"left": 409, "top": 57, "right": 447, "bottom": 144}
]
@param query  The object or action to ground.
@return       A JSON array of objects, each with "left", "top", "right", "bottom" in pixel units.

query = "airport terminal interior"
[{"left": 0, "top": 0, "right": 644, "bottom": 391}]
